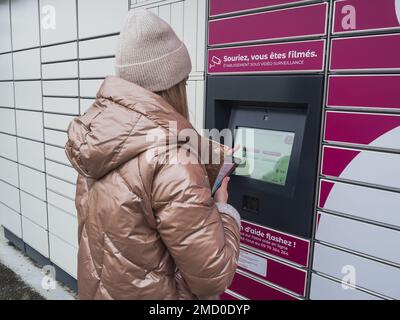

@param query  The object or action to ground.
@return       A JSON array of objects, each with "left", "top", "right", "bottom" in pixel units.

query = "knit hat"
[{"left": 115, "top": 9, "right": 192, "bottom": 92}]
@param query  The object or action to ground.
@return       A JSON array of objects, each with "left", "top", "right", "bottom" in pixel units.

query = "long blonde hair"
[{"left": 156, "top": 78, "right": 189, "bottom": 120}]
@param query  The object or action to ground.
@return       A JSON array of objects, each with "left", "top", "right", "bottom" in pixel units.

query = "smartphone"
[{"left": 211, "top": 156, "right": 241, "bottom": 195}]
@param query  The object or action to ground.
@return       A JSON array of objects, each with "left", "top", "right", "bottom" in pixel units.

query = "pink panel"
[
  {"left": 321, "top": 147, "right": 360, "bottom": 178},
  {"left": 237, "top": 248, "right": 307, "bottom": 296},
  {"left": 327, "top": 75, "right": 400, "bottom": 110},
  {"left": 240, "top": 220, "right": 310, "bottom": 267},
  {"left": 330, "top": 34, "right": 400, "bottom": 71},
  {"left": 208, "top": 40, "right": 325, "bottom": 74},
  {"left": 324, "top": 112, "right": 400, "bottom": 146},
  {"left": 209, "top": 0, "right": 313, "bottom": 16},
  {"left": 220, "top": 292, "right": 239, "bottom": 300},
  {"left": 208, "top": 3, "right": 328, "bottom": 45},
  {"left": 228, "top": 272, "right": 297, "bottom": 300},
  {"left": 333, "top": 0, "right": 400, "bottom": 34},
  {"left": 318, "top": 180, "right": 335, "bottom": 208}
]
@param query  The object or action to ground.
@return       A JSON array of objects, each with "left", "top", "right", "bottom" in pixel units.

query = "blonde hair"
[{"left": 156, "top": 78, "right": 189, "bottom": 120}]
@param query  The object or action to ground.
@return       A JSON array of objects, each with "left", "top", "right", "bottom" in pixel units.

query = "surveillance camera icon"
[{"left": 209, "top": 56, "right": 222, "bottom": 69}]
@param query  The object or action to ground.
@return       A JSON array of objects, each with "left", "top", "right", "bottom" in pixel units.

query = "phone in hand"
[{"left": 211, "top": 156, "right": 241, "bottom": 195}]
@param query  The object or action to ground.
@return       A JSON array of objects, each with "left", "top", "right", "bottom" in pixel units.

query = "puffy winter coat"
[{"left": 65, "top": 76, "right": 240, "bottom": 299}]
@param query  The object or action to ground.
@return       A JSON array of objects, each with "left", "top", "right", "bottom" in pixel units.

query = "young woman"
[{"left": 65, "top": 9, "right": 240, "bottom": 300}]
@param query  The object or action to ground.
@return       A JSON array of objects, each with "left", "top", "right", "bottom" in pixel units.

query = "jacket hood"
[{"left": 65, "top": 76, "right": 194, "bottom": 180}]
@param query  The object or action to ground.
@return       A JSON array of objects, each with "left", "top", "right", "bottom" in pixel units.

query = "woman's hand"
[{"left": 214, "top": 177, "right": 230, "bottom": 203}]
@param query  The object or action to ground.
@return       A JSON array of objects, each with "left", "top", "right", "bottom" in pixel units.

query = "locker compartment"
[
  {"left": 41, "top": 42, "right": 77, "bottom": 62},
  {"left": 49, "top": 233, "right": 77, "bottom": 278},
  {"left": 313, "top": 243, "right": 400, "bottom": 299},
  {"left": 48, "top": 204, "right": 77, "bottom": 248},
  {"left": 19, "top": 164, "right": 46, "bottom": 201},
  {"left": 79, "top": 35, "right": 118, "bottom": 59},
  {"left": 80, "top": 98, "right": 95, "bottom": 114},
  {"left": 310, "top": 274, "right": 382, "bottom": 300},
  {"left": 20, "top": 191, "right": 47, "bottom": 229},
  {"left": 42, "top": 61, "right": 78, "bottom": 79},
  {"left": 0, "top": 53, "right": 13, "bottom": 80},
  {"left": 46, "top": 160, "right": 77, "bottom": 184},
  {"left": 16, "top": 110, "right": 44, "bottom": 141},
  {"left": 22, "top": 216, "right": 49, "bottom": 258},
  {"left": 44, "top": 113, "right": 74, "bottom": 131},
  {"left": 321, "top": 146, "right": 400, "bottom": 190},
  {"left": 170, "top": 1, "right": 184, "bottom": 39},
  {"left": 327, "top": 75, "right": 400, "bottom": 110},
  {"left": 330, "top": 34, "right": 400, "bottom": 71},
  {"left": 45, "top": 144, "right": 70, "bottom": 165},
  {"left": 13, "top": 48, "right": 41, "bottom": 80},
  {"left": 0, "top": 180, "right": 20, "bottom": 212},
  {"left": 39, "top": 0, "right": 77, "bottom": 45},
  {"left": 78, "top": 0, "right": 128, "bottom": 39},
  {"left": 79, "top": 57, "right": 115, "bottom": 78},
  {"left": 14, "top": 81, "right": 42, "bottom": 110},
  {"left": 44, "top": 129, "right": 68, "bottom": 147},
  {"left": 324, "top": 111, "right": 400, "bottom": 151},
  {"left": 0, "top": 133, "right": 17, "bottom": 161},
  {"left": 11, "top": 0, "right": 40, "bottom": 50},
  {"left": 0, "top": 0, "right": 11, "bottom": 53},
  {"left": 79, "top": 79, "right": 103, "bottom": 98},
  {"left": 43, "top": 97, "right": 79, "bottom": 115},
  {"left": 0, "top": 82, "right": 14, "bottom": 107},
  {"left": 0, "top": 202, "right": 22, "bottom": 238},
  {"left": 17, "top": 138, "right": 45, "bottom": 171},
  {"left": 47, "top": 190, "right": 76, "bottom": 216},
  {"left": 319, "top": 179, "right": 400, "bottom": 228},
  {"left": 182, "top": 0, "right": 201, "bottom": 73},
  {"left": 46, "top": 175, "right": 75, "bottom": 199},
  {"left": 0, "top": 108, "right": 16, "bottom": 134},
  {"left": 42, "top": 80, "right": 78, "bottom": 97},
  {"left": 0, "top": 157, "right": 19, "bottom": 187},
  {"left": 316, "top": 212, "right": 400, "bottom": 266}
]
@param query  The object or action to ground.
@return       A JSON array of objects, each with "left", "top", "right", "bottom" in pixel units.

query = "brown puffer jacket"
[{"left": 65, "top": 76, "right": 240, "bottom": 300}]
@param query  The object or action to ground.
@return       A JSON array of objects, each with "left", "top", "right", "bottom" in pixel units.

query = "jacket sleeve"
[{"left": 151, "top": 157, "right": 241, "bottom": 297}]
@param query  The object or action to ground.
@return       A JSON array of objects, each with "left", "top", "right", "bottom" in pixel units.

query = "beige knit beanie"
[{"left": 115, "top": 9, "right": 192, "bottom": 92}]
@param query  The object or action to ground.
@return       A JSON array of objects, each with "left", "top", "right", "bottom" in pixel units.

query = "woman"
[{"left": 65, "top": 9, "right": 240, "bottom": 300}]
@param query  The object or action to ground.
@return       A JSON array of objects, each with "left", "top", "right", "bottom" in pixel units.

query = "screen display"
[{"left": 233, "top": 127, "right": 295, "bottom": 186}]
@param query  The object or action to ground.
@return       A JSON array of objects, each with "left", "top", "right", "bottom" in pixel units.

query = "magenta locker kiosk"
[{"left": 205, "top": 0, "right": 328, "bottom": 300}]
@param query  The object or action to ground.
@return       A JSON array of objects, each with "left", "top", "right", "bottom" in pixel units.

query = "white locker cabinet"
[
  {"left": 79, "top": 57, "right": 115, "bottom": 78},
  {"left": 19, "top": 164, "right": 46, "bottom": 201},
  {"left": 0, "top": 0, "right": 11, "bottom": 53},
  {"left": 0, "top": 133, "right": 17, "bottom": 161},
  {"left": 0, "top": 108, "right": 16, "bottom": 134},
  {"left": 43, "top": 97, "right": 79, "bottom": 115},
  {"left": 42, "top": 61, "right": 78, "bottom": 79},
  {"left": 316, "top": 212, "right": 400, "bottom": 266},
  {"left": 46, "top": 160, "right": 77, "bottom": 184},
  {"left": 44, "top": 113, "right": 74, "bottom": 131},
  {"left": 48, "top": 204, "right": 77, "bottom": 248},
  {"left": 20, "top": 191, "right": 48, "bottom": 229},
  {"left": 17, "top": 138, "right": 45, "bottom": 171},
  {"left": 313, "top": 243, "right": 400, "bottom": 299},
  {"left": 80, "top": 98, "right": 95, "bottom": 114},
  {"left": 44, "top": 128, "right": 68, "bottom": 147},
  {"left": 39, "top": 0, "right": 77, "bottom": 45},
  {"left": 310, "top": 274, "right": 382, "bottom": 300},
  {"left": 79, "top": 35, "right": 118, "bottom": 59},
  {"left": 13, "top": 48, "right": 41, "bottom": 80},
  {"left": 78, "top": 0, "right": 128, "bottom": 39},
  {"left": 22, "top": 216, "right": 49, "bottom": 258},
  {"left": 0, "top": 180, "right": 20, "bottom": 212},
  {"left": 16, "top": 110, "right": 44, "bottom": 141},
  {"left": 0, "top": 203, "right": 22, "bottom": 237},
  {"left": 10, "top": 0, "right": 40, "bottom": 50},
  {"left": 79, "top": 79, "right": 103, "bottom": 98},
  {"left": 45, "top": 144, "right": 70, "bottom": 165},
  {"left": 41, "top": 42, "right": 77, "bottom": 63},
  {"left": 46, "top": 175, "right": 75, "bottom": 199},
  {"left": 14, "top": 81, "right": 42, "bottom": 110},
  {"left": 0, "top": 82, "right": 14, "bottom": 107},
  {"left": 49, "top": 233, "right": 77, "bottom": 278},
  {"left": 0, "top": 156, "right": 19, "bottom": 187},
  {"left": 42, "top": 80, "right": 78, "bottom": 97},
  {"left": 0, "top": 53, "right": 13, "bottom": 80},
  {"left": 47, "top": 190, "right": 76, "bottom": 216}
]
